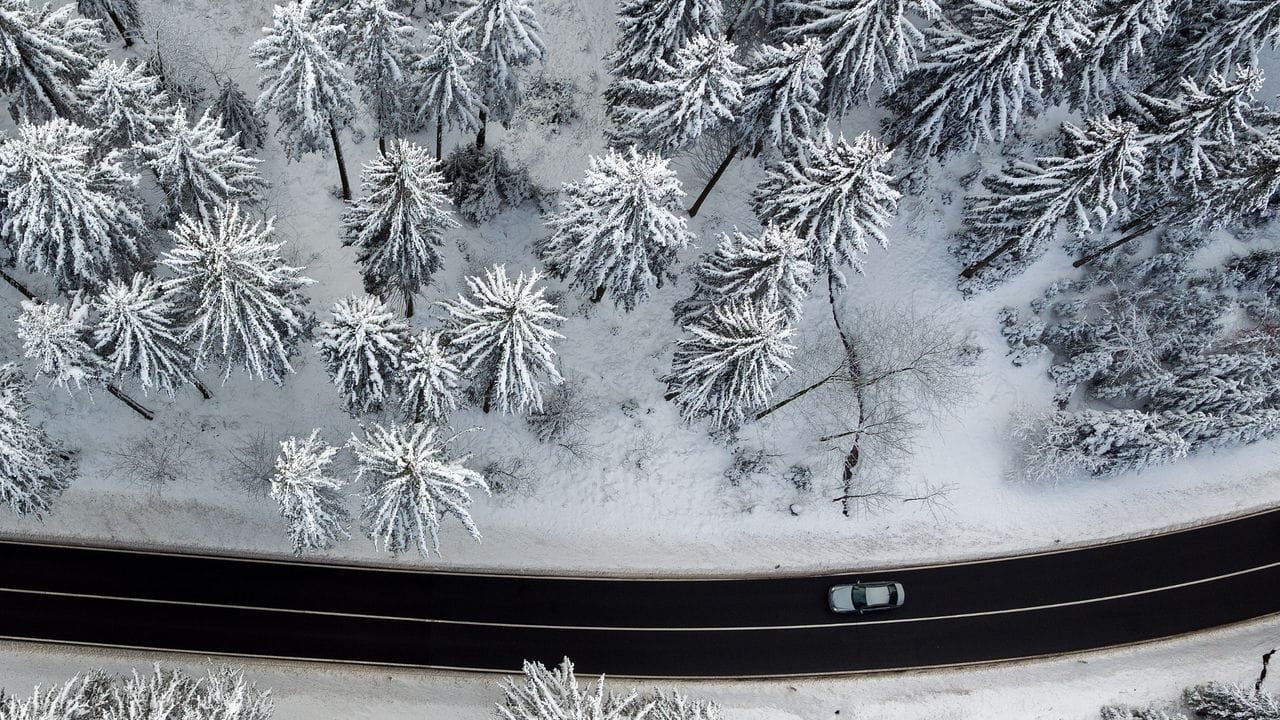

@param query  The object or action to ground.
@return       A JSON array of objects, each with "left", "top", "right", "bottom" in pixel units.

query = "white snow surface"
[{"left": 0, "top": 0, "right": 1277, "bottom": 579}]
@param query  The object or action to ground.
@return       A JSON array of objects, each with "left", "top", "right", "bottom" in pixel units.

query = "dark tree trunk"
[
  {"left": 192, "top": 378, "right": 212, "bottom": 400},
  {"left": 688, "top": 146, "right": 737, "bottom": 217},
  {"left": 959, "top": 236, "right": 1019, "bottom": 280},
  {"left": 108, "top": 10, "right": 132, "bottom": 47},
  {"left": 1072, "top": 223, "right": 1155, "bottom": 268},
  {"left": 378, "top": 136, "right": 387, "bottom": 156},
  {"left": 590, "top": 285, "right": 606, "bottom": 303},
  {"left": 436, "top": 117, "right": 444, "bottom": 160},
  {"left": 482, "top": 375, "right": 496, "bottom": 413},
  {"left": 330, "top": 119, "right": 351, "bottom": 200},
  {"left": 0, "top": 268, "right": 36, "bottom": 301},
  {"left": 476, "top": 111, "right": 487, "bottom": 149},
  {"left": 827, "top": 271, "right": 866, "bottom": 518},
  {"left": 404, "top": 293, "right": 414, "bottom": 318},
  {"left": 106, "top": 383, "right": 155, "bottom": 421}
]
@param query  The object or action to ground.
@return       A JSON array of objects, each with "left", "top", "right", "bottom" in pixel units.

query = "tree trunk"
[
  {"left": 590, "top": 284, "right": 606, "bottom": 303},
  {"left": 436, "top": 117, "right": 444, "bottom": 161},
  {"left": 378, "top": 136, "right": 387, "bottom": 156},
  {"left": 330, "top": 119, "right": 352, "bottom": 200},
  {"left": 959, "top": 236, "right": 1019, "bottom": 280},
  {"left": 0, "top": 268, "right": 36, "bottom": 301},
  {"left": 476, "top": 111, "right": 487, "bottom": 149},
  {"left": 688, "top": 146, "right": 737, "bottom": 217},
  {"left": 826, "top": 271, "right": 866, "bottom": 518},
  {"left": 106, "top": 383, "right": 155, "bottom": 421},
  {"left": 404, "top": 293, "right": 414, "bottom": 318},
  {"left": 482, "top": 375, "right": 495, "bottom": 414},
  {"left": 108, "top": 10, "right": 132, "bottom": 47},
  {"left": 191, "top": 378, "right": 212, "bottom": 400},
  {"left": 1072, "top": 223, "right": 1155, "bottom": 268}
]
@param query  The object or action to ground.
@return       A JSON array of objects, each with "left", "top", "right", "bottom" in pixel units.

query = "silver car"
[{"left": 828, "top": 581, "right": 906, "bottom": 613}]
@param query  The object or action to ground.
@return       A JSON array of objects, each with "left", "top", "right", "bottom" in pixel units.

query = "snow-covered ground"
[{"left": 3, "top": 615, "right": 1277, "bottom": 719}]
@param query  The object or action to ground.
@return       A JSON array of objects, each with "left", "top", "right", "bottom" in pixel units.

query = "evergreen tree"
[
  {"left": 1176, "top": 0, "right": 1280, "bottom": 82},
  {"left": 611, "top": 34, "right": 744, "bottom": 154},
  {"left": 78, "top": 59, "right": 169, "bottom": 151},
  {"left": 688, "top": 38, "right": 825, "bottom": 216},
  {"left": 17, "top": 298, "right": 105, "bottom": 393},
  {"left": 750, "top": 130, "right": 899, "bottom": 284},
  {"left": 92, "top": 273, "right": 195, "bottom": 398},
  {"left": 251, "top": 0, "right": 359, "bottom": 199},
  {"left": 674, "top": 225, "right": 813, "bottom": 326},
  {"left": 211, "top": 77, "right": 267, "bottom": 150},
  {"left": 1191, "top": 126, "right": 1280, "bottom": 230},
  {"left": 783, "top": 0, "right": 939, "bottom": 116},
  {"left": 270, "top": 430, "right": 350, "bottom": 554},
  {"left": 1033, "top": 409, "right": 1191, "bottom": 476},
  {"left": 539, "top": 148, "right": 694, "bottom": 309},
  {"left": 141, "top": 107, "right": 265, "bottom": 220},
  {"left": 339, "top": 0, "right": 418, "bottom": 153},
  {"left": 604, "top": 0, "right": 723, "bottom": 113},
  {"left": 663, "top": 301, "right": 794, "bottom": 429},
  {"left": 162, "top": 204, "right": 315, "bottom": 384},
  {"left": 1071, "top": 0, "right": 1172, "bottom": 111},
  {"left": 342, "top": 140, "right": 458, "bottom": 317},
  {"left": 1184, "top": 683, "right": 1280, "bottom": 720},
  {"left": 0, "top": 0, "right": 103, "bottom": 121},
  {"left": 953, "top": 117, "right": 1147, "bottom": 292},
  {"left": 880, "top": 0, "right": 1095, "bottom": 160},
  {"left": 351, "top": 422, "right": 489, "bottom": 557},
  {"left": 0, "top": 363, "right": 75, "bottom": 517},
  {"left": 315, "top": 295, "right": 410, "bottom": 415},
  {"left": 440, "top": 144, "right": 533, "bottom": 222},
  {"left": 438, "top": 265, "right": 564, "bottom": 414},
  {"left": 498, "top": 659, "right": 644, "bottom": 720},
  {"left": 647, "top": 690, "right": 725, "bottom": 720},
  {"left": 76, "top": 0, "right": 141, "bottom": 48},
  {"left": 411, "top": 20, "right": 485, "bottom": 159},
  {"left": 0, "top": 118, "right": 146, "bottom": 293},
  {"left": 400, "top": 329, "right": 461, "bottom": 423},
  {"left": 453, "top": 0, "right": 546, "bottom": 146}
]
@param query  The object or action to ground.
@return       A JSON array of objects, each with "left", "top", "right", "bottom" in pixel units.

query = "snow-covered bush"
[
  {"left": 438, "top": 266, "right": 564, "bottom": 414},
  {"left": 351, "top": 422, "right": 489, "bottom": 556},
  {"left": 515, "top": 74, "right": 581, "bottom": 129},
  {"left": 440, "top": 145, "right": 535, "bottom": 222},
  {"left": 270, "top": 430, "right": 350, "bottom": 554},
  {"left": 497, "top": 658, "right": 644, "bottom": 720},
  {"left": 0, "top": 363, "right": 75, "bottom": 517},
  {"left": 1184, "top": 682, "right": 1280, "bottom": 720},
  {"left": 315, "top": 295, "right": 410, "bottom": 415}
]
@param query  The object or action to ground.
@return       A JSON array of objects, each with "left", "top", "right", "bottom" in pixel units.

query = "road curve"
[{"left": 0, "top": 508, "right": 1278, "bottom": 678}]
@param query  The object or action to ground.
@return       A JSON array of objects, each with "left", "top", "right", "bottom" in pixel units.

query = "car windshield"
[{"left": 852, "top": 586, "right": 867, "bottom": 606}]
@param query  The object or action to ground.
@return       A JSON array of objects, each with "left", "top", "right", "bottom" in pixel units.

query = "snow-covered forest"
[{"left": 0, "top": 0, "right": 1278, "bottom": 579}]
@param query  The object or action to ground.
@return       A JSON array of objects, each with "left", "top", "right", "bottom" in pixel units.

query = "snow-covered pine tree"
[
  {"left": 611, "top": 34, "right": 743, "bottom": 155},
  {"left": 192, "top": 666, "right": 273, "bottom": 720},
  {"left": 453, "top": 0, "right": 546, "bottom": 146},
  {"left": 603, "top": 0, "right": 724, "bottom": 114},
  {"left": 663, "top": 300, "right": 794, "bottom": 429},
  {"left": 251, "top": 0, "right": 360, "bottom": 199},
  {"left": 783, "top": 0, "right": 939, "bottom": 117},
  {"left": 211, "top": 78, "right": 267, "bottom": 150},
  {"left": 438, "top": 265, "right": 564, "bottom": 414},
  {"left": 688, "top": 37, "right": 825, "bottom": 217},
  {"left": 673, "top": 225, "right": 813, "bottom": 326},
  {"left": 0, "top": 118, "right": 146, "bottom": 293},
  {"left": 92, "top": 273, "right": 195, "bottom": 399},
  {"left": 162, "top": 204, "right": 315, "bottom": 384},
  {"left": 0, "top": 363, "right": 75, "bottom": 517},
  {"left": 953, "top": 117, "right": 1146, "bottom": 293},
  {"left": 399, "top": 329, "right": 461, "bottom": 423},
  {"left": 1184, "top": 682, "right": 1280, "bottom": 720},
  {"left": 880, "top": 0, "right": 1095, "bottom": 160},
  {"left": 315, "top": 295, "right": 410, "bottom": 415},
  {"left": 1031, "top": 408, "right": 1191, "bottom": 476},
  {"left": 76, "top": 0, "right": 141, "bottom": 47},
  {"left": 1189, "top": 126, "right": 1280, "bottom": 230},
  {"left": 78, "top": 59, "right": 169, "bottom": 151},
  {"left": 498, "top": 659, "right": 645, "bottom": 720},
  {"left": 337, "top": 0, "right": 417, "bottom": 153},
  {"left": 1070, "top": 0, "right": 1172, "bottom": 111},
  {"left": 16, "top": 298, "right": 106, "bottom": 393},
  {"left": 342, "top": 140, "right": 458, "bottom": 317},
  {"left": 1176, "top": 0, "right": 1280, "bottom": 83},
  {"left": 351, "top": 422, "right": 489, "bottom": 556},
  {"left": 0, "top": 0, "right": 103, "bottom": 121},
  {"left": 411, "top": 20, "right": 485, "bottom": 160},
  {"left": 109, "top": 666, "right": 200, "bottom": 719},
  {"left": 141, "top": 107, "right": 265, "bottom": 220},
  {"left": 750, "top": 130, "right": 899, "bottom": 285},
  {"left": 0, "top": 671, "right": 113, "bottom": 718},
  {"left": 269, "top": 430, "right": 350, "bottom": 554},
  {"left": 646, "top": 690, "right": 725, "bottom": 720},
  {"left": 539, "top": 148, "right": 693, "bottom": 309}
]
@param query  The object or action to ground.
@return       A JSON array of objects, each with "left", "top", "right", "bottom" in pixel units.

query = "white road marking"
[{"left": 1, "top": 560, "right": 1277, "bottom": 632}]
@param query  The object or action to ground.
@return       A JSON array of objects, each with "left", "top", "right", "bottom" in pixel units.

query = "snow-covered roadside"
[{"left": 3, "top": 615, "right": 1277, "bottom": 719}]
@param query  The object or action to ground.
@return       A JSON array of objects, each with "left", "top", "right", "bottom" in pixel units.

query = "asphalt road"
[{"left": 0, "top": 508, "right": 1277, "bottom": 677}]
